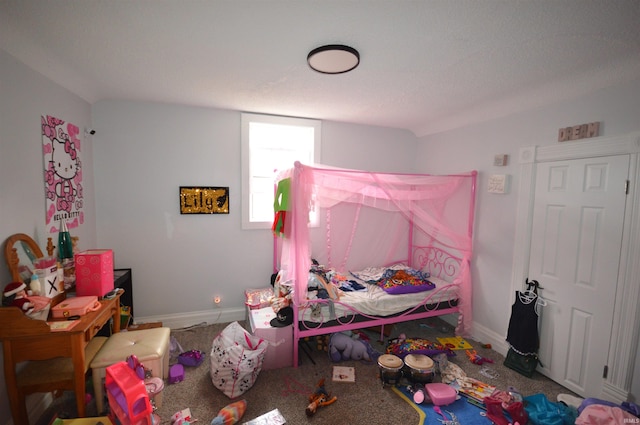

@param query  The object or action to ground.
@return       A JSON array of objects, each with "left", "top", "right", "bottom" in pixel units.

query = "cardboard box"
[
  {"left": 75, "top": 250, "right": 114, "bottom": 297},
  {"left": 249, "top": 307, "right": 293, "bottom": 370}
]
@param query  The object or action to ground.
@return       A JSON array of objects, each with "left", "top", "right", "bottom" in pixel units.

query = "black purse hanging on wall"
[{"left": 504, "top": 279, "right": 543, "bottom": 378}]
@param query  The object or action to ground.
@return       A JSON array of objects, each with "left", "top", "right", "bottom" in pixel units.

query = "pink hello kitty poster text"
[{"left": 42, "top": 115, "right": 84, "bottom": 232}]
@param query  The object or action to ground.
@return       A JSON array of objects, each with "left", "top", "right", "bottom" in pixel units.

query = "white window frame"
[{"left": 241, "top": 113, "right": 321, "bottom": 230}]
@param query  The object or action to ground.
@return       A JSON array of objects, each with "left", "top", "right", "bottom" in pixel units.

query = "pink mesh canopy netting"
[{"left": 276, "top": 162, "right": 477, "bottom": 336}]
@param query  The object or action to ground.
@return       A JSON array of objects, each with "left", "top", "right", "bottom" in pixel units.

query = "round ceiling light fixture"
[{"left": 307, "top": 44, "right": 360, "bottom": 74}]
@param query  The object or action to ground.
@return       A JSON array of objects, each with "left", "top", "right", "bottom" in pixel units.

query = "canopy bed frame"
[{"left": 273, "top": 162, "right": 477, "bottom": 366}]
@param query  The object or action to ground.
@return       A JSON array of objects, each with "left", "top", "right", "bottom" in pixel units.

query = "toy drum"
[
  {"left": 404, "top": 354, "right": 435, "bottom": 384},
  {"left": 378, "top": 354, "right": 404, "bottom": 387}
]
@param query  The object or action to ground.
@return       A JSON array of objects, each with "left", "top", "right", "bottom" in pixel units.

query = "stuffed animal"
[
  {"left": 306, "top": 378, "right": 337, "bottom": 416},
  {"left": 210, "top": 399, "right": 247, "bottom": 425},
  {"left": 2, "top": 282, "right": 35, "bottom": 315},
  {"left": 328, "top": 332, "right": 378, "bottom": 362}
]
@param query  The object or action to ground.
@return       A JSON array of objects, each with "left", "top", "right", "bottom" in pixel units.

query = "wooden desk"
[{"left": 0, "top": 294, "right": 121, "bottom": 424}]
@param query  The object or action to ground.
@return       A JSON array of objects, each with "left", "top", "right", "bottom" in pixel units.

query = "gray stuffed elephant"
[{"left": 329, "top": 332, "right": 372, "bottom": 362}]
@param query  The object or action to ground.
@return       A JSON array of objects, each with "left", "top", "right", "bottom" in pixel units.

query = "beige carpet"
[{"left": 37, "top": 318, "right": 577, "bottom": 425}]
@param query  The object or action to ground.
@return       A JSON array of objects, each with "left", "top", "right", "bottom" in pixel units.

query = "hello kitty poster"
[{"left": 42, "top": 115, "right": 84, "bottom": 232}]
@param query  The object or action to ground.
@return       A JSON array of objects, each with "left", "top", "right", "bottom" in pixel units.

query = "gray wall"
[
  {"left": 0, "top": 49, "right": 96, "bottom": 425},
  {"left": 1, "top": 49, "right": 418, "bottom": 425},
  {"left": 415, "top": 75, "right": 640, "bottom": 402},
  {"left": 90, "top": 100, "right": 418, "bottom": 319},
  {"left": 2, "top": 46, "right": 640, "bottom": 424}
]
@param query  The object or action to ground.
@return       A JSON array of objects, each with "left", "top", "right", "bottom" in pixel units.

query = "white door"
[{"left": 528, "top": 154, "right": 629, "bottom": 397}]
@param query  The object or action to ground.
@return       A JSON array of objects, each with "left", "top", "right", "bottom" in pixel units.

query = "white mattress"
[{"left": 299, "top": 276, "right": 459, "bottom": 323}]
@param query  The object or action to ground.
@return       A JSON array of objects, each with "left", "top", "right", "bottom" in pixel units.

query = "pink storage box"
[
  {"left": 75, "top": 249, "right": 114, "bottom": 297},
  {"left": 51, "top": 295, "right": 101, "bottom": 318},
  {"left": 425, "top": 383, "right": 457, "bottom": 406},
  {"left": 249, "top": 307, "right": 293, "bottom": 370}
]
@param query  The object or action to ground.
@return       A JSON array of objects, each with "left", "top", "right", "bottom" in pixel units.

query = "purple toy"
[
  {"left": 178, "top": 349, "right": 205, "bottom": 367},
  {"left": 169, "top": 363, "right": 185, "bottom": 384}
]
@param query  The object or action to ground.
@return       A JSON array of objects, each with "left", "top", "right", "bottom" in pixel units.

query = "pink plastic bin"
[{"left": 425, "top": 383, "right": 457, "bottom": 406}]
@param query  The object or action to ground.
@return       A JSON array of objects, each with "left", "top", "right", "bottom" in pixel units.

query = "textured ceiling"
[{"left": 2, "top": 0, "right": 639, "bottom": 137}]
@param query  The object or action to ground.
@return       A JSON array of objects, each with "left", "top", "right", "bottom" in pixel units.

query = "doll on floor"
[{"left": 306, "top": 379, "right": 337, "bottom": 416}]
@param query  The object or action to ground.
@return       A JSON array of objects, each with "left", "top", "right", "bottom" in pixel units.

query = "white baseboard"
[
  {"left": 468, "top": 321, "right": 509, "bottom": 356},
  {"left": 5, "top": 392, "right": 53, "bottom": 425},
  {"left": 30, "top": 393, "right": 53, "bottom": 425},
  {"left": 437, "top": 316, "right": 509, "bottom": 356},
  {"left": 602, "top": 381, "right": 630, "bottom": 404},
  {"left": 132, "top": 306, "right": 246, "bottom": 329}
]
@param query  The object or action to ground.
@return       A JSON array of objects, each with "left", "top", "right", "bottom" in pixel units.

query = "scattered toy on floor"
[
  {"left": 479, "top": 365, "right": 499, "bottom": 380},
  {"left": 316, "top": 335, "right": 329, "bottom": 352},
  {"left": 178, "top": 349, "right": 205, "bottom": 367},
  {"left": 211, "top": 399, "right": 247, "bottom": 425},
  {"left": 437, "top": 336, "right": 474, "bottom": 350},
  {"left": 465, "top": 349, "right": 494, "bottom": 365},
  {"left": 145, "top": 376, "right": 165, "bottom": 403},
  {"left": 484, "top": 389, "right": 528, "bottom": 425},
  {"left": 329, "top": 332, "right": 377, "bottom": 362},
  {"left": 350, "top": 329, "right": 371, "bottom": 342},
  {"left": 434, "top": 405, "right": 460, "bottom": 425},
  {"left": 169, "top": 363, "right": 185, "bottom": 384},
  {"left": 172, "top": 407, "right": 197, "bottom": 425},
  {"left": 387, "top": 334, "right": 454, "bottom": 358},
  {"left": 305, "top": 378, "right": 337, "bottom": 416},
  {"left": 407, "top": 384, "right": 427, "bottom": 404},
  {"left": 419, "top": 321, "right": 450, "bottom": 333}
]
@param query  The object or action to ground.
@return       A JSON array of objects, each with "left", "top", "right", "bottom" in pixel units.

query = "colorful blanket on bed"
[
  {"left": 352, "top": 265, "right": 435, "bottom": 295},
  {"left": 377, "top": 268, "right": 435, "bottom": 294}
]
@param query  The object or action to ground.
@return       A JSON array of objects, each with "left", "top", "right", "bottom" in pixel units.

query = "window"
[{"left": 241, "top": 113, "right": 321, "bottom": 229}]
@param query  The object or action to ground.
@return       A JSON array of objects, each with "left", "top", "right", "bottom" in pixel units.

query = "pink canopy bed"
[{"left": 274, "top": 162, "right": 477, "bottom": 366}]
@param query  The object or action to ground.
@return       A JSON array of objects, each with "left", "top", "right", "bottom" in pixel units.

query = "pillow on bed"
[{"left": 375, "top": 268, "right": 435, "bottom": 295}]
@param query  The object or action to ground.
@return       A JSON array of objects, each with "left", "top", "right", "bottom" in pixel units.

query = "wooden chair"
[{"left": 0, "top": 307, "right": 107, "bottom": 424}]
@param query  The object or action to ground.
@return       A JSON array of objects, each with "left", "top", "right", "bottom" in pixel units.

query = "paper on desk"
[{"left": 48, "top": 320, "right": 80, "bottom": 332}]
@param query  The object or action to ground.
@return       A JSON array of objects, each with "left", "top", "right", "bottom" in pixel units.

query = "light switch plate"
[{"left": 493, "top": 154, "right": 508, "bottom": 166}]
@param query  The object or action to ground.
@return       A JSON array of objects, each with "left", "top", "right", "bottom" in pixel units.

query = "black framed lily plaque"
[{"left": 180, "top": 186, "right": 229, "bottom": 214}]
